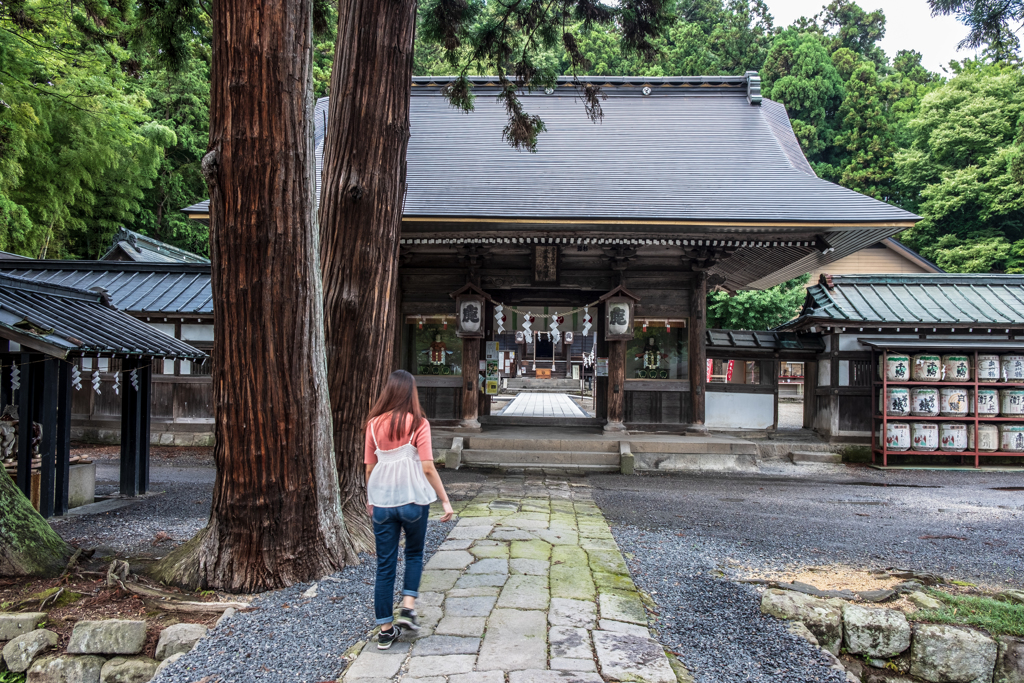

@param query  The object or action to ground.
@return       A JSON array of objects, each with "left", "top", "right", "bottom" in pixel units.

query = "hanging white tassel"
[
  {"left": 10, "top": 365, "right": 20, "bottom": 391},
  {"left": 523, "top": 312, "right": 533, "bottom": 344},
  {"left": 130, "top": 368, "right": 139, "bottom": 391},
  {"left": 113, "top": 371, "right": 120, "bottom": 396},
  {"left": 494, "top": 304, "right": 505, "bottom": 334},
  {"left": 92, "top": 368, "right": 101, "bottom": 394},
  {"left": 582, "top": 306, "right": 593, "bottom": 337},
  {"left": 549, "top": 313, "right": 561, "bottom": 344},
  {"left": 71, "top": 366, "right": 82, "bottom": 391}
]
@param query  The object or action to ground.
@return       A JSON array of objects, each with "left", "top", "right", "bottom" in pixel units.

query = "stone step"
[
  {"left": 466, "top": 437, "right": 620, "bottom": 453},
  {"left": 507, "top": 378, "right": 581, "bottom": 391},
  {"left": 790, "top": 450, "right": 843, "bottom": 464},
  {"left": 461, "top": 449, "right": 619, "bottom": 467}
]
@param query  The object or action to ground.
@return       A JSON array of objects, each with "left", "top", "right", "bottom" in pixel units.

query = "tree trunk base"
[
  {"left": 341, "top": 500, "right": 375, "bottom": 555},
  {"left": 0, "top": 471, "right": 74, "bottom": 577}
]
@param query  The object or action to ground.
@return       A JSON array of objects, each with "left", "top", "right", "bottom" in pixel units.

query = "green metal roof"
[{"left": 779, "top": 274, "right": 1024, "bottom": 329}]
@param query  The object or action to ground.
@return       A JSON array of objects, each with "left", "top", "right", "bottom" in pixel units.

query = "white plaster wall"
[{"left": 706, "top": 392, "right": 774, "bottom": 429}]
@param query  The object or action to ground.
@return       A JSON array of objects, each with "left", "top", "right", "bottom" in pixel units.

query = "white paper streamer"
[
  {"left": 71, "top": 366, "right": 82, "bottom": 391},
  {"left": 523, "top": 312, "right": 533, "bottom": 344},
  {"left": 494, "top": 304, "right": 505, "bottom": 334},
  {"left": 92, "top": 368, "right": 101, "bottom": 394},
  {"left": 10, "top": 365, "right": 19, "bottom": 391},
  {"left": 582, "top": 306, "right": 592, "bottom": 337},
  {"left": 549, "top": 313, "right": 561, "bottom": 344}
]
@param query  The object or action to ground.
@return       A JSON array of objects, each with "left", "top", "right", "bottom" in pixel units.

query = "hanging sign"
[
  {"left": 706, "top": 359, "right": 713, "bottom": 383},
  {"left": 596, "top": 358, "right": 609, "bottom": 377},
  {"left": 456, "top": 294, "right": 485, "bottom": 338},
  {"left": 726, "top": 360, "right": 735, "bottom": 382},
  {"left": 485, "top": 341, "right": 499, "bottom": 361}
]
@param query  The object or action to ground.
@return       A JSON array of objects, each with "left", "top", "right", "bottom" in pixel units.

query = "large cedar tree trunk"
[
  {"left": 0, "top": 470, "right": 74, "bottom": 577},
  {"left": 152, "top": 0, "right": 357, "bottom": 592},
  {"left": 319, "top": 0, "right": 417, "bottom": 551}
]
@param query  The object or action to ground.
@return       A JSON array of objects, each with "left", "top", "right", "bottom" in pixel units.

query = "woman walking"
[{"left": 365, "top": 370, "right": 454, "bottom": 649}]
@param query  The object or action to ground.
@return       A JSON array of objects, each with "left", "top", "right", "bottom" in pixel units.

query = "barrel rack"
[{"left": 868, "top": 340, "right": 1024, "bottom": 468}]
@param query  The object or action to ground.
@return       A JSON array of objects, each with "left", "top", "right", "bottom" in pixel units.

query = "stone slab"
[
  {"left": 450, "top": 671, "right": 504, "bottom": 683},
  {"left": 405, "top": 655, "right": 476, "bottom": 677},
  {"left": 439, "top": 539, "right": 474, "bottom": 551},
  {"left": 598, "top": 619, "right": 651, "bottom": 638},
  {"left": 425, "top": 551, "right": 475, "bottom": 571},
  {"left": 420, "top": 571, "right": 461, "bottom": 592},
  {"left": 435, "top": 617, "right": 487, "bottom": 637},
  {"left": 342, "top": 642, "right": 409, "bottom": 680},
  {"left": 454, "top": 573, "right": 508, "bottom": 589},
  {"left": 511, "top": 540, "right": 552, "bottom": 560},
  {"left": 470, "top": 544, "right": 510, "bottom": 559},
  {"left": 411, "top": 636, "right": 481, "bottom": 656},
  {"left": 466, "top": 559, "right": 509, "bottom": 575},
  {"left": 599, "top": 591, "right": 647, "bottom": 626},
  {"left": 593, "top": 630, "right": 676, "bottom": 683},
  {"left": 67, "top": 621, "right": 146, "bottom": 656},
  {"left": 497, "top": 575, "right": 550, "bottom": 610},
  {"left": 508, "top": 670, "right": 604, "bottom": 683},
  {"left": 447, "top": 525, "right": 494, "bottom": 540},
  {"left": 27, "top": 655, "right": 106, "bottom": 683},
  {"left": 549, "top": 626, "right": 592, "bottom": 660},
  {"left": 447, "top": 587, "right": 501, "bottom": 598},
  {"left": 0, "top": 613, "right": 46, "bottom": 642},
  {"left": 551, "top": 657, "right": 598, "bottom": 672},
  {"left": 445, "top": 596, "right": 497, "bottom": 618},
  {"left": 550, "top": 565, "right": 595, "bottom": 601},
  {"left": 550, "top": 598, "right": 597, "bottom": 629},
  {"left": 476, "top": 609, "right": 547, "bottom": 672},
  {"left": 510, "top": 559, "right": 550, "bottom": 576}
]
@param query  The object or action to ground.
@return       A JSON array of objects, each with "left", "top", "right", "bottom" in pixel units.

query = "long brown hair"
[{"left": 366, "top": 370, "right": 425, "bottom": 441}]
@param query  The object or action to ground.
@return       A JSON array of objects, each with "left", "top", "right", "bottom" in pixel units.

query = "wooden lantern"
[
  {"left": 450, "top": 283, "right": 487, "bottom": 338},
  {"left": 599, "top": 285, "right": 641, "bottom": 341}
]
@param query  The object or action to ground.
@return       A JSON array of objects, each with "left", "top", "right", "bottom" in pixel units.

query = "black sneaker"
[
  {"left": 396, "top": 608, "right": 420, "bottom": 631},
  {"left": 377, "top": 624, "right": 402, "bottom": 650}
]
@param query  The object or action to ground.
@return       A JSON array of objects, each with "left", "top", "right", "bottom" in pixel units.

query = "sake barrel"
[
  {"left": 999, "top": 389, "right": 1024, "bottom": 417},
  {"left": 999, "top": 424, "right": 1024, "bottom": 452},
  {"left": 879, "top": 353, "right": 911, "bottom": 381},
  {"left": 942, "top": 354, "right": 971, "bottom": 381},
  {"left": 879, "top": 387, "right": 911, "bottom": 416},
  {"left": 977, "top": 354, "right": 1000, "bottom": 382},
  {"left": 910, "top": 387, "right": 940, "bottom": 416},
  {"left": 911, "top": 422, "right": 939, "bottom": 451},
  {"left": 878, "top": 422, "right": 911, "bottom": 451},
  {"left": 968, "top": 424, "right": 999, "bottom": 452},
  {"left": 912, "top": 354, "right": 942, "bottom": 382},
  {"left": 939, "top": 386, "right": 969, "bottom": 417},
  {"left": 969, "top": 388, "right": 999, "bottom": 416},
  {"left": 1001, "top": 355, "right": 1024, "bottom": 381},
  {"left": 939, "top": 423, "right": 968, "bottom": 452}
]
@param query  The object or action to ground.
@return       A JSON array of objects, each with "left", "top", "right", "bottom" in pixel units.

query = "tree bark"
[
  {"left": 318, "top": 0, "right": 417, "bottom": 552},
  {"left": 0, "top": 467, "right": 74, "bottom": 577},
  {"left": 152, "top": 0, "right": 357, "bottom": 592}
]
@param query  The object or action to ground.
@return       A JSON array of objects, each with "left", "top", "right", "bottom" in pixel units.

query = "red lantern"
[
  {"left": 443, "top": 318, "right": 448, "bottom": 330},
  {"left": 642, "top": 320, "right": 648, "bottom": 332},
  {"left": 666, "top": 321, "right": 671, "bottom": 332},
  {"left": 418, "top": 317, "right": 423, "bottom": 330}
]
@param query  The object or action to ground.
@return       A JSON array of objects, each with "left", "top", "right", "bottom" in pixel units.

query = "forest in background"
[{"left": 0, "top": 0, "right": 1022, "bottom": 274}]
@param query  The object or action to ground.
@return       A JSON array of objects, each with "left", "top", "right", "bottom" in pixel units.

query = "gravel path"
[
  {"left": 154, "top": 515, "right": 457, "bottom": 683},
  {"left": 613, "top": 524, "right": 846, "bottom": 683}
]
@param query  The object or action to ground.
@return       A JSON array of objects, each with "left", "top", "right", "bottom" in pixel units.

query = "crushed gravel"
[
  {"left": 152, "top": 516, "right": 456, "bottom": 683},
  {"left": 614, "top": 524, "right": 847, "bottom": 683}
]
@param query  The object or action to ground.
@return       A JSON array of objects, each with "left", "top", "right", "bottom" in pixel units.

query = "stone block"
[
  {"left": 0, "top": 613, "right": 46, "bottom": 642},
  {"left": 27, "top": 655, "right": 105, "bottom": 683},
  {"left": 620, "top": 452, "right": 635, "bottom": 476},
  {"left": 411, "top": 636, "right": 480, "bottom": 656},
  {"left": 760, "top": 589, "right": 843, "bottom": 656},
  {"left": 549, "top": 626, "right": 592, "bottom": 660},
  {"left": 445, "top": 596, "right": 496, "bottom": 618},
  {"left": 477, "top": 609, "right": 547, "bottom": 671},
  {"left": 510, "top": 559, "right": 549, "bottom": 576},
  {"left": 155, "top": 623, "right": 207, "bottom": 660},
  {"left": 4, "top": 629, "right": 58, "bottom": 672},
  {"left": 788, "top": 622, "right": 819, "bottom": 647},
  {"left": 508, "top": 671, "right": 604, "bottom": 683},
  {"left": 469, "top": 543, "right": 510, "bottom": 559},
  {"left": 550, "top": 565, "right": 595, "bottom": 602},
  {"left": 510, "top": 540, "right": 552, "bottom": 561},
  {"left": 434, "top": 616, "right": 486, "bottom": 637},
  {"left": 549, "top": 598, "right": 597, "bottom": 629},
  {"left": 599, "top": 591, "right": 647, "bottom": 626},
  {"left": 419, "top": 571, "right": 460, "bottom": 592},
  {"left": 996, "top": 636, "right": 1024, "bottom": 683},
  {"left": 532, "top": 530, "right": 578, "bottom": 546},
  {"left": 439, "top": 539, "right": 473, "bottom": 551},
  {"left": 449, "top": 672, "right": 504, "bottom": 683},
  {"left": 592, "top": 630, "right": 676, "bottom": 683},
  {"left": 404, "top": 655, "right": 476, "bottom": 677},
  {"left": 453, "top": 573, "right": 507, "bottom": 589},
  {"left": 424, "top": 551, "right": 475, "bottom": 571},
  {"left": 342, "top": 642, "right": 409, "bottom": 679},
  {"left": 497, "top": 575, "right": 549, "bottom": 610},
  {"left": 447, "top": 524, "right": 493, "bottom": 540},
  {"left": 910, "top": 624, "right": 998, "bottom": 683},
  {"left": 67, "top": 621, "right": 147, "bottom": 656},
  {"left": 587, "top": 549, "right": 629, "bottom": 576},
  {"left": 550, "top": 657, "right": 597, "bottom": 672},
  {"left": 466, "top": 558, "right": 508, "bottom": 575},
  {"left": 909, "top": 592, "right": 944, "bottom": 610},
  {"left": 99, "top": 657, "right": 158, "bottom": 683},
  {"left": 843, "top": 605, "right": 911, "bottom": 658},
  {"left": 598, "top": 619, "right": 651, "bottom": 638}
]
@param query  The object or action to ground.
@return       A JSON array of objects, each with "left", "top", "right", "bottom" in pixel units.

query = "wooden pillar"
[
  {"left": 16, "top": 353, "right": 33, "bottom": 497},
  {"left": 120, "top": 357, "right": 144, "bottom": 496},
  {"left": 604, "top": 339, "right": 626, "bottom": 432},
  {"left": 37, "top": 358, "right": 58, "bottom": 518},
  {"left": 54, "top": 359, "right": 72, "bottom": 516},
  {"left": 689, "top": 272, "right": 707, "bottom": 430},
  {"left": 139, "top": 363, "right": 152, "bottom": 495},
  {"left": 803, "top": 361, "right": 817, "bottom": 430},
  {"left": 460, "top": 338, "right": 481, "bottom": 429}
]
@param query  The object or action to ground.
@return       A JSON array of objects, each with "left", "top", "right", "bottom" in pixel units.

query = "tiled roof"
[
  {"left": 706, "top": 329, "right": 824, "bottom": 351},
  {"left": 0, "top": 262, "right": 213, "bottom": 315},
  {"left": 0, "top": 274, "right": 206, "bottom": 358},
  {"left": 779, "top": 274, "right": 1024, "bottom": 329},
  {"left": 101, "top": 228, "right": 209, "bottom": 264}
]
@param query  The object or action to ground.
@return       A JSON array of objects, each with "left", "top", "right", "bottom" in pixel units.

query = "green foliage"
[
  {"left": 895, "top": 62, "right": 1024, "bottom": 271},
  {"left": 913, "top": 589, "right": 1024, "bottom": 636},
  {"left": 0, "top": 671, "right": 27, "bottom": 683},
  {"left": 707, "top": 274, "right": 810, "bottom": 330},
  {"left": 928, "top": 0, "right": 1023, "bottom": 62}
]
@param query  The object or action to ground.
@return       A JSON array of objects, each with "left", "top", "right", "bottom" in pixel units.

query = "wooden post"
[
  {"left": 139, "top": 362, "right": 152, "bottom": 495},
  {"left": 16, "top": 353, "right": 33, "bottom": 497},
  {"left": 689, "top": 273, "right": 707, "bottom": 430},
  {"left": 37, "top": 358, "right": 58, "bottom": 518},
  {"left": 604, "top": 340, "right": 626, "bottom": 431},
  {"left": 460, "top": 338, "right": 481, "bottom": 429},
  {"left": 803, "top": 361, "right": 817, "bottom": 430},
  {"left": 120, "top": 358, "right": 143, "bottom": 497},
  {"left": 55, "top": 359, "right": 72, "bottom": 516}
]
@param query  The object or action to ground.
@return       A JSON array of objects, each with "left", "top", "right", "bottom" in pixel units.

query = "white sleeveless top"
[{"left": 366, "top": 422, "right": 437, "bottom": 508}]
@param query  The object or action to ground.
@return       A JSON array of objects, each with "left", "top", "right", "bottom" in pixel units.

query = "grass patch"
[
  {"left": 25, "top": 587, "right": 84, "bottom": 610},
  {"left": 909, "top": 590, "right": 1024, "bottom": 637}
]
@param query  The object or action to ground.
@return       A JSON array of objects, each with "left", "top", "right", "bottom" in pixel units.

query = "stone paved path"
[
  {"left": 340, "top": 475, "right": 683, "bottom": 683},
  {"left": 499, "top": 393, "right": 588, "bottom": 418}
]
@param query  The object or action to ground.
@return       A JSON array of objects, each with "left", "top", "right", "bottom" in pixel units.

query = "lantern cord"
[{"left": 486, "top": 298, "right": 602, "bottom": 319}]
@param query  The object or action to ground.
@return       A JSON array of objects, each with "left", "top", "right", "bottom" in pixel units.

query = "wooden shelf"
[
  {"left": 871, "top": 448, "right": 1024, "bottom": 457},
  {"left": 874, "top": 380, "right": 978, "bottom": 386},
  {"left": 875, "top": 415, "right": 1024, "bottom": 421}
]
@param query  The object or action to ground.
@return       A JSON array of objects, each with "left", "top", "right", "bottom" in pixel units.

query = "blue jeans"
[{"left": 372, "top": 503, "right": 429, "bottom": 625}]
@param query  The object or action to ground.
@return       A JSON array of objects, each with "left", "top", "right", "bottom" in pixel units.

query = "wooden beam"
[
  {"left": 139, "top": 363, "right": 152, "bottom": 495},
  {"left": 120, "top": 358, "right": 143, "bottom": 497},
  {"left": 54, "top": 359, "right": 72, "bottom": 516},
  {"left": 689, "top": 273, "right": 707, "bottom": 429},
  {"left": 604, "top": 340, "right": 626, "bottom": 432},
  {"left": 37, "top": 358, "right": 58, "bottom": 518},
  {"left": 460, "top": 338, "right": 481, "bottom": 429},
  {"left": 16, "top": 353, "right": 33, "bottom": 497}
]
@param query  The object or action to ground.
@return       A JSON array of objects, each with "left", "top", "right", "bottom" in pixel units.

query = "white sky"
[{"left": 764, "top": 0, "right": 979, "bottom": 73}]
